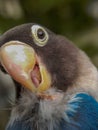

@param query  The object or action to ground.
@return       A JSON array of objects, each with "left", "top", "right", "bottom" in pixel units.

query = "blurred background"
[{"left": 0, "top": 0, "right": 98, "bottom": 129}]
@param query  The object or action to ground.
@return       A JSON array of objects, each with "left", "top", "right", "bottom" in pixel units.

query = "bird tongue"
[{"left": 30, "top": 64, "right": 41, "bottom": 88}]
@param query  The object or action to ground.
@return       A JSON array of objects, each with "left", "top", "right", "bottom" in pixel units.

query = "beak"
[{"left": 0, "top": 41, "right": 51, "bottom": 93}]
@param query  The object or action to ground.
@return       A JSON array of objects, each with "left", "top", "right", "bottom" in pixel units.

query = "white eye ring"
[{"left": 31, "top": 25, "right": 49, "bottom": 47}]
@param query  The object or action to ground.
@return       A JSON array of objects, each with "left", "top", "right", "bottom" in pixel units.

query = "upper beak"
[{"left": 0, "top": 41, "right": 51, "bottom": 93}]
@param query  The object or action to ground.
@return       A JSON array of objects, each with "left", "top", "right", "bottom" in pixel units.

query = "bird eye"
[{"left": 31, "top": 25, "right": 49, "bottom": 47}]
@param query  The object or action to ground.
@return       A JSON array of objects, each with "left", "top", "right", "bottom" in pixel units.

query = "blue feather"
[{"left": 60, "top": 93, "right": 98, "bottom": 130}]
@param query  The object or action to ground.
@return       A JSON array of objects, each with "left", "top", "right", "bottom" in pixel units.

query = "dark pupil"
[{"left": 37, "top": 29, "right": 45, "bottom": 39}]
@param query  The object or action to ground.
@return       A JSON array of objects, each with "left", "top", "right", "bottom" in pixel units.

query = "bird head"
[{"left": 0, "top": 23, "right": 82, "bottom": 99}]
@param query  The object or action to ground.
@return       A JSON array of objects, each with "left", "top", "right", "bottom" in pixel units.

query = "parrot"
[{"left": 0, "top": 23, "right": 98, "bottom": 130}]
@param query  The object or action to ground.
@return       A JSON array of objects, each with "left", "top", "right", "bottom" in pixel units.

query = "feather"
[{"left": 61, "top": 93, "right": 98, "bottom": 130}]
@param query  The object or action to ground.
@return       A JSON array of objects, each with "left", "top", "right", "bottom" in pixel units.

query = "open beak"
[{"left": 0, "top": 41, "right": 51, "bottom": 93}]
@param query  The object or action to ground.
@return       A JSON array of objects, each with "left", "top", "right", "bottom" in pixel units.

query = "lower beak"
[{"left": 0, "top": 41, "right": 51, "bottom": 93}]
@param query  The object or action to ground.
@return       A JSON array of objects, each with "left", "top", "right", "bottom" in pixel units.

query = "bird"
[{"left": 0, "top": 23, "right": 98, "bottom": 130}]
